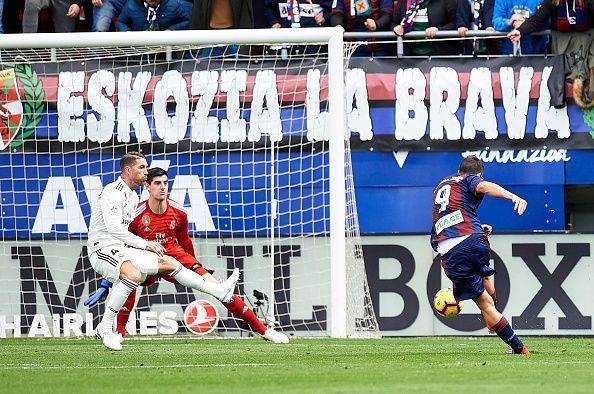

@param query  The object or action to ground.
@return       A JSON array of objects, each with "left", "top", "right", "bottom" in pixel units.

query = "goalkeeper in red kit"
[{"left": 86, "top": 167, "right": 289, "bottom": 344}]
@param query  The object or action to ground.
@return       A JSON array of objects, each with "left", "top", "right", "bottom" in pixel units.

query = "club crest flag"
[
  {"left": 355, "top": 0, "right": 372, "bottom": 16},
  {"left": 0, "top": 69, "right": 24, "bottom": 150}
]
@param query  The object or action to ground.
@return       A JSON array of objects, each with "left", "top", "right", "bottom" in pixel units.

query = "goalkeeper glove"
[{"left": 84, "top": 279, "right": 112, "bottom": 306}]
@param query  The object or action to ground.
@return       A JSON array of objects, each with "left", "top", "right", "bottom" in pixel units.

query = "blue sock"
[{"left": 494, "top": 317, "right": 524, "bottom": 353}]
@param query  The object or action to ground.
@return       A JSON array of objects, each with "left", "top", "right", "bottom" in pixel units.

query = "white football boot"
[
  {"left": 95, "top": 322, "right": 123, "bottom": 351},
  {"left": 219, "top": 268, "right": 240, "bottom": 303},
  {"left": 262, "top": 328, "right": 289, "bottom": 344}
]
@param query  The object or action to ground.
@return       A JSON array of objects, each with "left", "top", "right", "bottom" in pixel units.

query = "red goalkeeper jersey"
[{"left": 129, "top": 198, "right": 195, "bottom": 257}]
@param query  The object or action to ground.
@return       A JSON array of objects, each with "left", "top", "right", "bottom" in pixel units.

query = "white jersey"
[{"left": 87, "top": 177, "right": 148, "bottom": 255}]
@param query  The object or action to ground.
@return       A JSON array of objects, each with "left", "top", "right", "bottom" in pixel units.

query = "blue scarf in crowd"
[{"left": 400, "top": 0, "right": 422, "bottom": 32}]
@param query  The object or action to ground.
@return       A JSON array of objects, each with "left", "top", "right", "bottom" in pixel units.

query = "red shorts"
[{"left": 141, "top": 251, "right": 210, "bottom": 287}]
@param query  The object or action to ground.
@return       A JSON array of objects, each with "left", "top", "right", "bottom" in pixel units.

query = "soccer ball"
[{"left": 433, "top": 288, "right": 463, "bottom": 318}]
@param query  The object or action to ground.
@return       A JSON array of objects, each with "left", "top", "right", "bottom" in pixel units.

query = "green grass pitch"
[{"left": 1, "top": 337, "right": 593, "bottom": 393}]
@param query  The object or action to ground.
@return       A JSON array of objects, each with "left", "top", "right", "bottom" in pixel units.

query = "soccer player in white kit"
[{"left": 88, "top": 152, "right": 239, "bottom": 350}]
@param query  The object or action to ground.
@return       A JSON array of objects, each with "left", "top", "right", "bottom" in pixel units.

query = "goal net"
[{"left": 0, "top": 29, "right": 379, "bottom": 339}]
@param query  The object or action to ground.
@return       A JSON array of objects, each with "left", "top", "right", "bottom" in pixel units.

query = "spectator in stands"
[
  {"left": 92, "top": 0, "right": 126, "bottom": 31},
  {"left": 79, "top": 0, "right": 95, "bottom": 31},
  {"left": 265, "top": 1, "right": 332, "bottom": 55},
  {"left": 117, "top": 0, "right": 192, "bottom": 31},
  {"left": 508, "top": 0, "right": 594, "bottom": 37},
  {"left": 23, "top": 0, "right": 82, "bottom": 33},
  {"left": 331, "top": 0, "right": 393, "bottom": 56},
  {"left": 508, "top": 0, "right": 594, "bottom": 108},
  {"left": 492, "top": 0, "right": 548, "bottom": 54},
  {"left": 265, "top": 0, "right": 331, "bottom": 28},
  {"left": 456, "top": 0, "right": 495, "bottom": 55},
  {"left": 189, "top": 0, "right": 254, "bottom": 57},
  {"left": 190, "top": 0, "right": 253, "bottom": 30},
  {"left": 3, "top": 1, "right": 25, "bottom": 33},
  {"left": 392, "top": 0, "right": 461, "bottom": 55},
  {"left": 254, "top": 0, "right": 268, "bottom": 27}
]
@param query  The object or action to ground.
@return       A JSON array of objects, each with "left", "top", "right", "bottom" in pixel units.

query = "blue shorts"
[{"left": 441, "top": 234, "right": 495, "bottom": 301}]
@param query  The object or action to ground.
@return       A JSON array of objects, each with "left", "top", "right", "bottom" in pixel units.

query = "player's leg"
[
  {"left": 153, "top": 254, "right": 240, "bottom": 303},
  {"left": 465, "top": 235, "right": 497, "bottom": 332},
  {"left": 163, "top": 253, "right": 288, "bottom": 343},
  {"left": 483, "top": 276, "right": 496, "bottom": 305},
  {"left": 102, "top": 260, "right": 142, "bottom": 326},
  {"left": 481, "top": 277, "right": 496, "bottom": 333},
  {"left": 200, "top": 272, "right": 266, "bottom": 333},
  {"left": 164, "top": 255, "right": 268, "bottom": 335},
  {"left": 110, "top": 250, "right": 239, "bottom": 338},
  {"left": 198, "top": 271, "right": 288, "bottom": 343},
  {"left": 115, "top": 275, "right": 158, "bottom": 338},
  {"left": 116, "top": 287, "right": 138, "bottom": 337},
  {"left": 90, "top": 248, "right": 143, "bottom": 350},
  {"left": 96, "top": 261, "right": 142, "bottom": 348},
  {"left": 115, "top": 290, "right": 135, "bottom": 337},
  {"left": 474, "top": 291, "right": 529, "bottom": 354},
  {"left": 443, "top": 236, "right": 527, "bottom": 354}
]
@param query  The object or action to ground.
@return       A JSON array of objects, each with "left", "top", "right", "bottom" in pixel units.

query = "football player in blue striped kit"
[{"left": 431, "top": 155, "right": 529, "bottom": 354}]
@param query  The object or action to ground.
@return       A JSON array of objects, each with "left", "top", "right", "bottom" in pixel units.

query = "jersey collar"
[{"left": 117, "top": 177, "right": 135, "bottom": 194}]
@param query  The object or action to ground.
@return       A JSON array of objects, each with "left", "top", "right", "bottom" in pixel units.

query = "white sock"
[
  {"left": 101, "top": 278, "right": 138, "bottom": 327},
  {"left": 170, "top": 265, "right": 224, "bottom": 299}
]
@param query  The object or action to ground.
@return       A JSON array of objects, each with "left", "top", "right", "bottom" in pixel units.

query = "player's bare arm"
[{"left": 475, "top": 181, "right": 527, "bottom": 215}]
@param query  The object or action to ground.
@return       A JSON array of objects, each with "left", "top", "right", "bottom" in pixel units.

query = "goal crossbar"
[{"left": 0, "top": 28, "right": 344, "bottom": 49}]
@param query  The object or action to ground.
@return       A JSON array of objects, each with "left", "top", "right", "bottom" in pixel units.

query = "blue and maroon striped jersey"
[{"left": 431, "top": 173, "right": 485, "bottom": 250}]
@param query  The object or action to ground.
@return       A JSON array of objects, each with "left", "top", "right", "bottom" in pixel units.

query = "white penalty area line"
[{"left": 0, "top": 363, "right": 276, "bottom": 370}]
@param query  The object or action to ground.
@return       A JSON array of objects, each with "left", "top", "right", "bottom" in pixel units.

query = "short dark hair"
[
  {"left": 147, "top": 167, "right": 168, "bottom": 184},
  {"left": 120, "top": 151, "right": 145, "bottom": 171},
  {"left": 459, "top": 156, "right": 484, "bottom": 175}
]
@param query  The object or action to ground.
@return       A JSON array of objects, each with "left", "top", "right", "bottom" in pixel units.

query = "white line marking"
[{"left": 0, "top": 363, "right": 276, "bottom": 370}]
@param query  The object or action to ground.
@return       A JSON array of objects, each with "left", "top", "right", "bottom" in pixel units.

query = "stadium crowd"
[{"left": 0, "top": 1, "right": 592, "bottom": 56}]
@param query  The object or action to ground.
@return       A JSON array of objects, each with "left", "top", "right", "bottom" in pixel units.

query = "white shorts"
[{"left": 89, "top": 246, "right": 159, "bottom": 283}]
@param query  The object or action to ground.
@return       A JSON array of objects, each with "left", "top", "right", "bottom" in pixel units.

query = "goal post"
[
  {"left": 327, "top": 30, "right": 347, "bottom": 339},
  {"left": 0, "top": 28, "right": 379, "bottom": 339}
]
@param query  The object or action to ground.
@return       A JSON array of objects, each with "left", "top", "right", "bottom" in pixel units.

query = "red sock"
[
  {"left": 116, "top": 289, "right": 137, "bottom": 337},
  {"left": 492, "top": 316, "right": 509, "bottom": 333},
  {"left": 224, "top": 295, "right": 267, "bottom": 335}
]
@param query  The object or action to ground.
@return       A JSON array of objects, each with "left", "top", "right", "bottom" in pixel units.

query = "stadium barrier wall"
[{"left": 1, "top": 233, "right": 592, "bottom": 338}]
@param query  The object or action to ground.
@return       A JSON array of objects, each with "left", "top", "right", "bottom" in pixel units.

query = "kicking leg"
[
  {"left": 198, "top": 273, "right": 266, "bottom": 334},
  {"left": 200, "top": 273, "right": 288, "bottom": 344},
  {"left": 483, "top": 277, "right": 496, "bottom": 305},
  {"left": 159, "top": 256, "right": 239, "bottom": 303},
  {"left": 482, "top": 277, "right": 496, "bottom": 333},
  {"left": 474, "top": 291, "right": 529, "bottom": 354}
]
